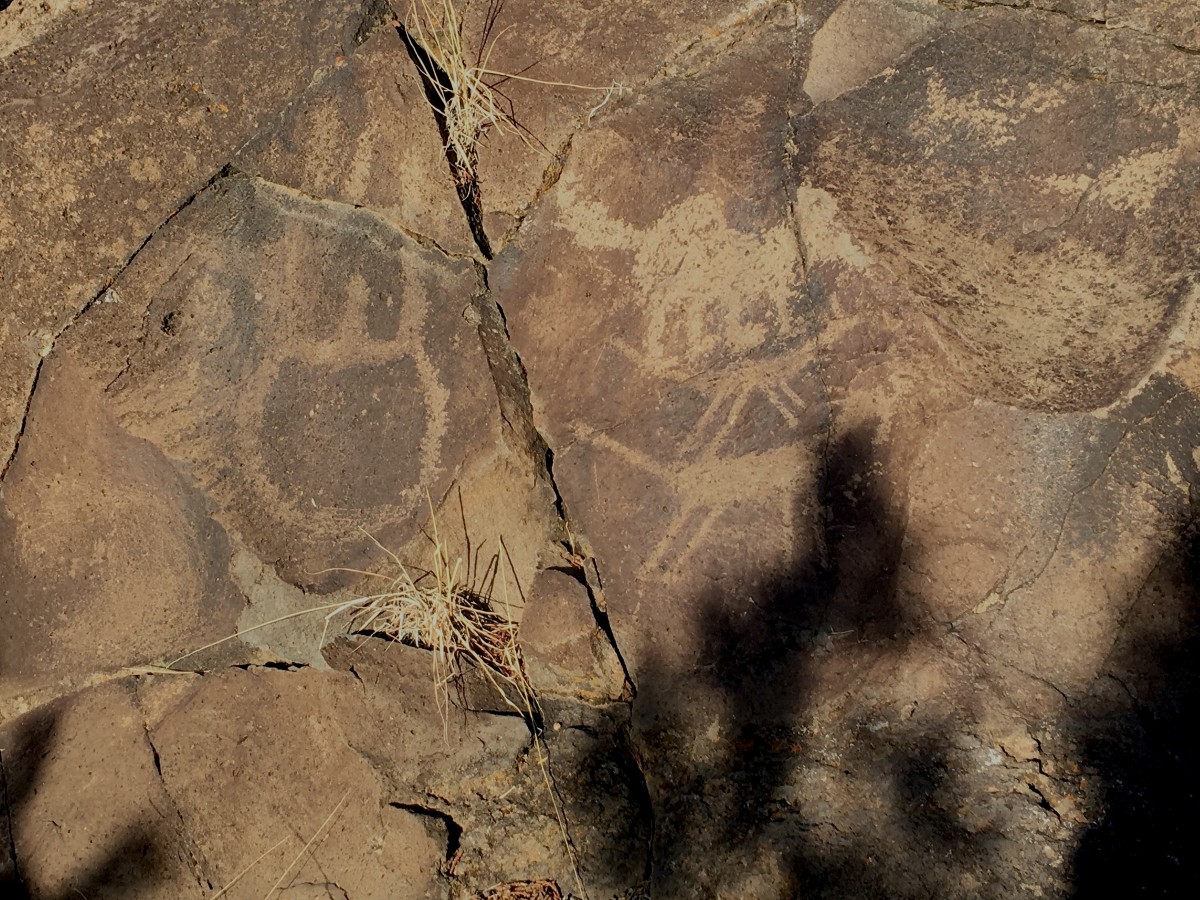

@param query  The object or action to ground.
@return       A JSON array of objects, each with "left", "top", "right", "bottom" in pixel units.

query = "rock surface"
[
  {"left": 4, "top": 1, "right": 1200, "bottom": 898},
  {"left": 0, "top": 0, "right": 381, "bottom": 466},
  {"left": 0, "top": 682, "right": 204, "bottom": 898}
]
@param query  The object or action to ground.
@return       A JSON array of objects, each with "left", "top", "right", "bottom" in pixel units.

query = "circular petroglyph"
[{"left": 260, "top": 357, "right": 428, "bottom": 509}]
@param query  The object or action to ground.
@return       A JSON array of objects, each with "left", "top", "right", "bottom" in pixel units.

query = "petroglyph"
[
  {"left": 90, "top": 175, "right": 492, "bottom": 588},
  {"left": 554, "top": 158, "right": 802, "bottom": 383}
]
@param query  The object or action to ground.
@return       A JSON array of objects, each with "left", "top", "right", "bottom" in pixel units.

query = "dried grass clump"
[
  {"left": 169, "top": 506, "right": 534, "bottom": 727},
  {"left": 404, "top": 0, "right": 623, "bottom": 185},
  {"left": 322, "top": 511, "right": 536, "bottom": 725}
]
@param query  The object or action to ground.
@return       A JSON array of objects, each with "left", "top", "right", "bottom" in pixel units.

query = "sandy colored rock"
[
  {"left": 803, "top": 0, "right": 940, "bottom": 104},
  {"left": 4, "top": 0, "right": 1200, "bottom": 898},
  {"left": 394, "top": 0, "right": 777, "bottom": 240},
  {"left": 0, "top": 1, "right": 78, "bottom": 58},
  {"left": 519, "top": 568, "right": 626, "bottom": 703},
  {"left": 320, "top": 638, "right": 583, "bottom": 894},
  {"left": 0, "top": 0, "right": 380, "bottom": 463},
  {"left": 493, "top": 5, "right": 814, "bottom": 677},
  {"left": 793, "top": 5, "right": 1200, "bottom": 411},
  {"left": 0, "top": 681, "right": 202, "bottom": 898},
  {"left": 487, "top": 3, "right": 1200, "bottom": 895}
]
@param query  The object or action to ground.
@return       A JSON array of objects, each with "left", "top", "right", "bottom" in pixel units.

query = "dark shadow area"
[
  {"left": 1068, "top": 502, "right": 1200, "bottom": 898},
  {"left": 661, "top": 424, "right": 967, "bottom": 897},
  {"left": 596, "top": 410, "right": 1200, "bottom": 898},
  {"left": 681, "top": 425, "right": 913, "bottom": 861},
  {"left": 1, "top": 703, "right": 188, "bottom": 899},
  {"left": 1, "top": 705, "right": 55, "bottom": 896},
  {"left": 575, "top": 425, "right": 1034, "bottom": 898}
]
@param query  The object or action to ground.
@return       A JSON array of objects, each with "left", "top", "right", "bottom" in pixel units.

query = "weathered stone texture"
[
  {"left": 795, "top": 6, "right": 1200, "bottom": 411},
  {"left": 235, "top": 27, "right": 478, "bottom": 257},
  {"left": 0, "top": 358, "right": 244, "bottom": 681},
  {"left": 65, "top": 173, "right": 496, "bottom": 592},
  {"left": 0, "top": 0, "right": 376, "bottom": 463},
  {"left": 395, "top": 0, "right": 787, "bottom": 238},
  {"left": 489, "top": 1, "right": 1200, "bottom": 895},
  {"left": 5, "top": 0, "right": 1200, "bottom": 897},
  {"left": 0, "top": 682, "right": 203, "bottom": 898},
  {"left": 147, "top": 666, "right": 448, "bottom": 900}
]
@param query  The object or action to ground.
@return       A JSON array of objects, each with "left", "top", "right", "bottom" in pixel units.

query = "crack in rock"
[
  {"left": 0, "top": 164, "right": 232, "bottom": 485},
  {"left": 466, "top": 265, "right": 636, "bottom": 697},
  {"left": 388, "top": 800, "right": 464, "bottom": 871},
  {"left": 132, "top": 685, "right": 216, "bottom": 895},
  {"left": 0, "top": 748, "right": 28, "bottom": 896},
  {"left": 935, "top": 0, "right": 1200, "bottom": 54}
]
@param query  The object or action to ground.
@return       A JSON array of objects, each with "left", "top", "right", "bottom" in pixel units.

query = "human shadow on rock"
[
  {"left": 631, "top": 425, "right": 996, "bottom": 897},
  {"left": 1, "top": 704, "right": 185, "bottom": 899},
  {"left": 1069, "top": 503, "right": 1200, "bottom": 897}
]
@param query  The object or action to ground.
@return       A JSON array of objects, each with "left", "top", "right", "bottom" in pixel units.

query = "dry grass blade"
[
  {"left": 404, "top": 0, "right": 624, "bottom": 183},
  {"left": 262, "top": 788, "right": 350, "bottom": 900},
  {"left": 208, "top": 836, "right": 288, "bottom": 900},
  {"left": 323, "top": 502, "right": 536, "bottom": 730}
]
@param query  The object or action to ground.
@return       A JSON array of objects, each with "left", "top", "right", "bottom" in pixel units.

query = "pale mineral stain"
[
  {"left": 557, "top": 166, "right": 799, "bottom": 378},
  {"left": 914, "top": 73, "right": 1017, "bottom": 150}
]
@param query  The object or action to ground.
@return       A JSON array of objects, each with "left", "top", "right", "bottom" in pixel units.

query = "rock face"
[
  {"left": 0, "top": 0, "right": 382, "bottom": 466},
  {"left": 0, "top": 683, "right": 204, "bottom": 898},
  {"left": 3, "top": 1, "right": 1200, "bottom": 899},
  {"left": 796, "top": 5, "right": 1200, "bottom": 412}
]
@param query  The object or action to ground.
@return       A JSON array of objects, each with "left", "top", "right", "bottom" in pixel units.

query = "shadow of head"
[{"left": 2, "top": 702, "right": 183, "bottom": 899}]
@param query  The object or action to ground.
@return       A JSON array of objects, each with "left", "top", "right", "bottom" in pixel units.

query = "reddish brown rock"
[
  {"left": 63, "top": 173, "right": 496, "bottom": 592},
  {"left": 486, "top": 2, "right": 1200, "bottom": 895},
  {"left": 493, "top": 4, "right": 814, "bottom": 676},
  {"left": 794, "top": 5, "right": 1200, "bottom": 411},
  {"left": 146, "top": 666, "right": 447, "bottom": 900},
  {"left": 519, "top": 568, "right": 626, "bottom": 703},
  {"left": 0, "top": 682, "right": 202, "bottom": 898},
  {"left": 0, "top": 0, "right": 380, "bottom": 463},
  {"left": 0, "top": 359, "right": 244, "bottom": 682},
  {"left": 319, "top": 638, "right": 583, "bottom": 895},
  {"left": 235, "top": 26, "right": 477, "bottom": 257},
  {"left": 4, "top": 1, "right": 1200, "bottom": 898},
  {"left": 394, "top": 0, "right": 783, "bottom": 241}
]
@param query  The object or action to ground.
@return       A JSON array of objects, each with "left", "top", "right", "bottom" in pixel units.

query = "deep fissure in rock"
[
  {"left": 466, "top": 266, "right": 635, "bottom": 694},
  {"left": 396, "top": 23, "right": 494, "bottom": 259},
  {"left": 0, "top": 749, "right": 26, "bottom": 893},
  {"left": 389, "top": 801, "right": 464, "bottom": 863}
]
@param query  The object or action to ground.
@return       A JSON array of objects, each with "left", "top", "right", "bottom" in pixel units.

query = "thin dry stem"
[
  {"left": 405, "top": 0, "right": 623, "bottom": 182},
  {"left": 262, "top": 788, "right": 350, "bottom": 900}
]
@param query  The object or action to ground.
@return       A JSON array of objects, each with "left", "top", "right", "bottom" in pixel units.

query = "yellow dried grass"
[
  {"left": 170, "top": 498, "right": 585, "bottom": 898},
  {"left": 170, "top": 501, "right": 534, "bottom": 729},
  {"left": 403, "top": 0, "right": 623, "bottom": 184},
  {"left": 318, "top": 503, "right": 537, "bottom": 728}
]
